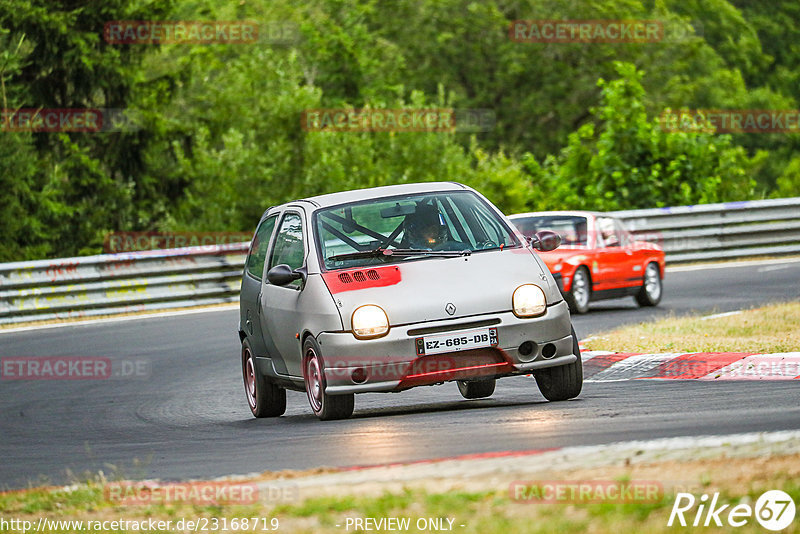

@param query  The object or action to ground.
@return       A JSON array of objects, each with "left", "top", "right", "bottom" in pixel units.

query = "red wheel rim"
[
  {"left": 244, "top": 349, "right": 257, "bottom": 410},
  {"left": 305, "top": 348, "right": 323, "bottom": 413}
]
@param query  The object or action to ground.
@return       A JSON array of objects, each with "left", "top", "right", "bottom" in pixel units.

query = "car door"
[
  {"left": 615, "top": 218, "right": 645, "bottom": 288},
  {"left": 240, "top": 214, "right": 278, "bottom": 357},
  {"left": 260, "top": 210, "right": 308, "bottom": 378},
  {"left": 593, "top": 216, "right": 629, "bottom": 291}
]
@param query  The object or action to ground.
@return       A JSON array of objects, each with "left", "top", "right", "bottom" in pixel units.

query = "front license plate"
[{"left": 415, "top": 327, "right": 498, "bottom": 356}]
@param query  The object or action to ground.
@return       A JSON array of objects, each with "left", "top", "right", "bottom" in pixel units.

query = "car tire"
[
  {"left": 456, "top": 378, "right": 496, "bottom": 399},
  {"left": 302, "top": 337, "right": 354, "bottom": 421},
  {"left": 635, "top": 262, "right": 662, "bottom": 307},
  {"left": 242, "top": 338, "right": 286, "bottom": 418},
  {"left": 564, "top": 266, "right": 591, "bottom": 314},
  {"left": 534, "top": 326, "right": 583, "bottom": 401}
]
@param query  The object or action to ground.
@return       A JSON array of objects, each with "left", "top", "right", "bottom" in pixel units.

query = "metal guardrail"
[
  {"left": 0, "top": 244, "right": 248, "bottom": 324},
  {"left": 0, "top": 197, "right": 798, "bottom": 325},
  {"left": 610, "top": 197, "right": 800, "bottom": 263}
]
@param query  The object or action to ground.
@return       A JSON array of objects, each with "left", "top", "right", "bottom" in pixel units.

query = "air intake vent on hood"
[
  {"left": 324, "top": 266, "right": 400, "bottom": 293},
  {"left": 339, "top": 270, "right": 381, "bottom": 284}
]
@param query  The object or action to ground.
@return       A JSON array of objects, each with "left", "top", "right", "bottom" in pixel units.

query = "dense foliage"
[{"left": 0, "top": 0, "right": 797, "bottom": 260}]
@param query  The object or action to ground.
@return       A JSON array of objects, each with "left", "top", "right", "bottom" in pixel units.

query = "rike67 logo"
[{"left": 668, "top": 490, "right": 795, "bottom": 531}]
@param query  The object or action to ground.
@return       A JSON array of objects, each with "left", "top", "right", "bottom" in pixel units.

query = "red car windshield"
[{"left": 513, "top": 215, "right": 589, "bottom": 247}]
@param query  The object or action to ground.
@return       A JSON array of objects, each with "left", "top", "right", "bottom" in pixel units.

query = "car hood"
[
  {"left": 321, "top": 248, "right": 562, "bottom": 328},
  {"left": 632, "top": 239, "right": 664, "bottom": 252}
]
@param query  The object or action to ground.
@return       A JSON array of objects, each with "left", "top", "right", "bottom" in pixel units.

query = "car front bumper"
[{"left": 317, "top": 300, "right": 575, "bottom": 394}]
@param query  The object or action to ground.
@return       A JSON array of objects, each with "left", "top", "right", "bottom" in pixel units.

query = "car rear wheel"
[
  {"left": 242, "top": 339, "right": 286, "bottom": 418},
  {"left": 457, "top": 378, "right": 496, "bottom": 399},
  {"left": 564, "top": 266, "right": 591, "bottom": 314},
  {"left": 635, "top": 262, "right": 662, "bottom": 307},
  {"left": 534, "top": 326, "right": 583, "bottom": 401},
  {"left": 303, "top": 337, "right": 354, "bottom": 421}
]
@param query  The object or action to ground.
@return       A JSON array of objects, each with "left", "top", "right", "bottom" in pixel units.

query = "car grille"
[{"left": 407, "top": 318, "right": 501, "bottom": 337}]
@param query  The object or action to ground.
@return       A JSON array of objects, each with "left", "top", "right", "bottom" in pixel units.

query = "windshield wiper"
[
  {"left": 390, "top": 248, "right": 472, "bottom": 258},
  {"left": 328, "top": 247, "right": 471, "bottom": 262}
]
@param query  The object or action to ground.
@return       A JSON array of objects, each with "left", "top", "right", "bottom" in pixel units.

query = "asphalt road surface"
[{"left": 1, "top": 259, "right": 799, "bottom": 489}]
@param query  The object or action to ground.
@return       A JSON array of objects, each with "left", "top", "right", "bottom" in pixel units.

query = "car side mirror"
[
  {"left": 529, "top": 230, "right": 561, "bottom": 252},
  {"left": 267, "top": 264, "right": 305, "bottom": 286}
]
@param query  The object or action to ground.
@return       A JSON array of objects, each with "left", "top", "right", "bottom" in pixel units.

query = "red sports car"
[{"left": 509, "top": 211, "right": 665, "bottom": 314}]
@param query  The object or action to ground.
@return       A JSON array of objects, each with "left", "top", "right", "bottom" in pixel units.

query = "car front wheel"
[
  {"left": 635, "top": 262, "right": 662, "bottom": 307},
  {"left": 534, "top": 326, "right": 583, "bottom": 401},
  {"left": 242, "top": 339, "right": 286, "bottom": 418},
  {"left": 303, "top": 337, "right": 354, "bottom": 421}
]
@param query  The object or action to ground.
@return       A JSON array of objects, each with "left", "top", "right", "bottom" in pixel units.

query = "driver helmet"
[{"left": 403, "top": 203, "right": 448, "bottom": 248}]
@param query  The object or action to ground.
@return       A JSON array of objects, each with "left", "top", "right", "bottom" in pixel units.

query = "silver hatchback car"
[{"left": 239, "top": 182, "right": 582, "bottom": 420}]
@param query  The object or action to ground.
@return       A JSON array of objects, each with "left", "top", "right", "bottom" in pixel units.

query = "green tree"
[
  {"left": 2, "top": 0, "right": 798, "bottom": 261},
  {"left": 525, "top": 62, "right": 763, "bottom": 211},
  {"left": 0, "top": 0, "right": 176, "bottom": 258}
]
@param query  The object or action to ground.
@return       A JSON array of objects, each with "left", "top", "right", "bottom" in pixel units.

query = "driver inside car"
[
  {"left": 598, "top": 218, "right": 620, "bottom": 247},
  {"left": 401, "top": 203, "right": 468, "bottom": 251}
]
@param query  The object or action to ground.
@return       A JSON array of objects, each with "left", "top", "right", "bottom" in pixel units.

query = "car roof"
[
  {"left": 508, "top": 210, "right": 601, "bottom": 219},
  {"left": 298, "top": 181, "right": 468, "bottom": 209}
]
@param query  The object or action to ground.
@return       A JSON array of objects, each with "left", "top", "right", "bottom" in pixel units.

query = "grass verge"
[
  {"left": 1, "top": 454, "right": 798, "bottom": 533},
  {"left": 583, "top": 301, "right": 800, "bottom": 353}
]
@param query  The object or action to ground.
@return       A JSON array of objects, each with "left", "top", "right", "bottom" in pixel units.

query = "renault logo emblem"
[{"left": 445, "top": 303, "right": 456, "bottom": 315}]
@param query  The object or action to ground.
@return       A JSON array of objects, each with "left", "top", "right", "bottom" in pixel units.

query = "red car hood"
[
  {"left": 536, "top": 247, "right": 592, "bottom": 271},
  {"left": 537, "top": 240, "right": 663, "bottom": 271}
]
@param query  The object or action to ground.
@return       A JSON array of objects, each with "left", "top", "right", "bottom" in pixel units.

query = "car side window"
[
  {"left": 268, "top": 212, "right": 305, "bottom": 287},
  {"left": 614, "top": 218, "right": 632, "bottom": 247},
  {"left": 245, "top": 215, "right": 277, "bottom": 280},
  {"left": 596, "top": 217, "right": 622, "bottom": 247}
]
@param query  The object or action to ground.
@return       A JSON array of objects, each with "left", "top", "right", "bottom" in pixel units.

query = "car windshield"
[
  {"left": 512, "top": 215, "right": 589, "bottom": 247},
  {"left": 315, "top": 190, "right": 520, "bottom": 269}
]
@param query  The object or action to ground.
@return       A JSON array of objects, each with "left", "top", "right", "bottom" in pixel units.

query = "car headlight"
[
  {"left": 513, "top": 284, "right": 547, "bottom": 318},
  {"left": 351, "top": 305, "right": 390, "bottom": 339}
]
